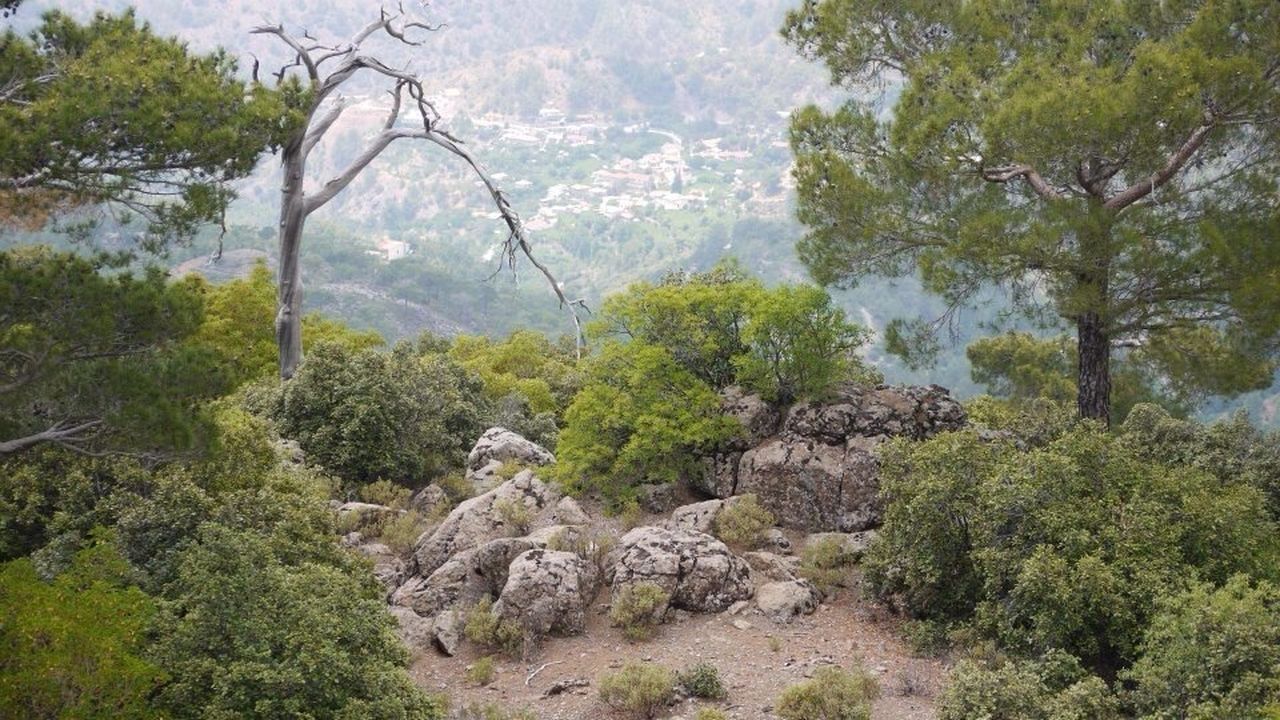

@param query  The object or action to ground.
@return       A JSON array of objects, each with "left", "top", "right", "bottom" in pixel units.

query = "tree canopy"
[
  {"left": 0, "top": 8, "right": 301, "bottom": 250},
  {"left": 784, "top": 0, "right": 1280, "bottom": 424}
]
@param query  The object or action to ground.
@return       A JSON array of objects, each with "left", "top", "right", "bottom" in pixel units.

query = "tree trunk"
[
  {"left": 1076, "top": 310, "right": 1111, "bottom": 425},
  {"left": 276, "top": 142, "right": 307, "bottom": 380}
]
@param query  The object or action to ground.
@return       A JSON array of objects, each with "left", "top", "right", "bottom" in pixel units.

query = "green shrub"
[
  {"left": 493, "top": 498, "right": 534, "bottom": 536},
  {"left": 376, "top": 510, "right": 429, "bottom": 557},
  {"left": 938, "top": 653, "right": 1119, "bottom": 720},
  {"left": 0, "top": 539, "right": 165, "bottom": 719},
  {"left": 598, "top": 662, "right": 676, "bottom": 718},
  {"left": 799, "top": 536, "right": 855, "bottom": 595},
  {"left": 435, "top": 473, "right": 473, "bottom": 504},
  {"left": 609, "top": 582, "right": 670, "bottom": 641},
  {"left": 494, "top": 462, "right": 528, "bottom": 481},
  {"left": 713, "top": 494, "right": 775, "bottom": 549},
  {"left": 678, "top": 662, "right": 728, "bottom": 700},
  {"left": 695, "top": 710, "right": 728, "bottom": 720},
  {"left": 1124, "top": 575, "right": 1280, "bottom": 719},
  {"left": 466, "top": 656, "right": 497, "bottom": 686},
  {"left": 464, "top": 598, "right": 525, "bottom": 656},
  {"left": 359, "top": 479, "right": 412, "bottom": 509},
  {"left": 775, "top": 666, "right": 880, "bottom": 720},
  {"left": 865, "top": 426, "right": 1280, "bottom": 672}
]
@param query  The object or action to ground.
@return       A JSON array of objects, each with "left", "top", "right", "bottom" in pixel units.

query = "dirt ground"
[{"left": 410, "top": 571, "right": 946, "bottom": 719}]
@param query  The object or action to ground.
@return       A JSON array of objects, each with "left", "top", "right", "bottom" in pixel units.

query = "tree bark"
[
  {"left": 1076, "top": 309, "right": 1111, "bottom": 425},
  {"left": 276, "top": 138, "right": 307, "bottom": 380}
]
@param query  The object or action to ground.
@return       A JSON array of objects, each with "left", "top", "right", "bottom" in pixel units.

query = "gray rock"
[
  {"left": 610, "top": 526, "right": 753, "bottom": 614},
  {"left": 411, "top": 470, "right": 561, "bottom": 577},
  {"left": 432, "top": 609, "right": 464, "bottom": 656},
  {"left": 336, "top": 501, "right": 400, "bottom": 523},
  {"left": 388, "top": 605, "right": 435, "bottom": 650},
  {"left": 721, "top": 385, "right": 782, "bottom": 449},
  {"left": 392, "top": 536, "right": 538, "bottom": 618},
  {"left": 743, "top": 551, "right": 800, "bottom": 582},
  {"left": 637, "top": 483, "right": 679, "bottom": 513},
  {"left": 667, "top": 498, "right": 726, "bottom": 534},
  {"left": 466, "top": 427, "right": 555, "bottom": 474},
  {"left": 495, "top": 549, "right": 598, "bottom": 637},
  {"left": 760, "top": 528, "right": 792, "bottom": 554},
  {"left": 756, "top": 580, "right": 821, "bottom": 623},
  {"left": 409, "top": 484, "right": 449, "bottom": 516}
]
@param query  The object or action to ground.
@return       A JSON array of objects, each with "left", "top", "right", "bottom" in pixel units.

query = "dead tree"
[{"left": 252, "top": 6, "right": 584, "bottom": 379}]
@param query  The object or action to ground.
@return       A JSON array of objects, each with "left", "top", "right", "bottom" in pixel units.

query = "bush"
[
  {"left": 799, "top": 536, "right": 856, "bottom": 595},
  {"left": 609, "top": 582, "right": 670, "bottom": 640},
  {"left": 464, "top": 598, "right": 525, "bottom": 656},
  {"left": 713, "top": 494, "right": 775, "bottom": 549},
  {"left": 0, "top": 538, "right": 165, "bottom": 719},
  {"left": 598, "top": 662, "right": 676, "bottom": 718},
  {"left": 1124, "top": 575, "right": 1280, "bottom": 719},
  {"left": 678, "top": 662, "right": 728, "bottom": 700},
  {"left": 376, "top": 510, "right": 429, "bottom": 557},
  {"left": 359, "top": 479, "right": 412, "bottom": 509},
  {"left": 865, "top": 426, "right": 1280, "bottom": 671},
  {"left": 466, "top": 656, "right": 497, "bottom": 686},
  {"left": 695, "top": 710, "right": 728, "bottom": 720},
  {"left": 493, "top": 498, "right": 534, "bottom": 536},
  {"left": 938, "top": 653, "right": 1119, "bottom": 720},
  {"left": 775, "top": 666, "right": 880, "bottom": 720},
  {"left": 270, "top": 341, "right": 491, "bottom": 486}
]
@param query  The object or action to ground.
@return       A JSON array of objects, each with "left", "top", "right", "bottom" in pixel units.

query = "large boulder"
[
  {"left": 494, "top": 549, "right": 598, "bottom": 637},
  {"left": 756, "top": 580, "right": 821, "bottom": 623},
  {"left": 411, "top": 470, "right": 564, "bottom": 577},
  {"left": 726, "top": 385, "right": 966, "bottom": 532},
  {"left": 667, "top": 498, "right": 727, "bottom": 534},
  {"left": 610, "top": 526, "right": 753, "bottom": 613},
  {"left": 392, "top": 537, "right": 537, "bottom": 618},
  {"left": 466, "top": 427, "right": 555, "bottom": 484}
]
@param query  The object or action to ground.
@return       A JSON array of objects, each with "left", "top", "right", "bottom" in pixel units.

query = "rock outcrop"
[
  {"left": 494, "top": 549, "right": 598, "bottom": 637},
  {"left": 411, "top": 470, "right": 564, "bottom": 578},
  {"left": 609, "top": 526, "right": 753, "bottom": 613},
  {"left": 465, "top": 427, "right": 555, "bottom": 490},
  {"left": 703, "top": 384, "right": 965, "bottom": 531}
]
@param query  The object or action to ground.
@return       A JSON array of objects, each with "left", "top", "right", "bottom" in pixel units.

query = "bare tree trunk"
[
  {"left": 1076, "top": 309, "right": 1111, "bottom": 425},
  {"left": 276, "top": 140, "right": 307, "bottom": 379}
]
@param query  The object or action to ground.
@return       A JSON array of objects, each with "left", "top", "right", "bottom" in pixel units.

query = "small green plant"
[
  {"left": 466, "top": 655, "right": 497, "bottom": 686},
  {"left": 598, "top": 661, "right": 676, "bottom": 718},
  {"left": 464, "top": 598, "right": 525, "bottom": 656},
  {"left": 493, "top": 498, "right": 534, "bottom": 536},
  {"left": 799, "top": 537, "right": 853, "bottom": 595},
  {"left": 359, "top": 479, "right": 412, "bottom": 509},
  {"left": 901, "top": 619, "right": 951, "bottom": 657},
  {"left": 713, "top": 494, "right": 775, "bottom": 549},
  {"left": 678, "top": 662, "right": 728, "bottom": 700},
  {"left": 695, "top": 710, "right": 729, "bottom": 720},
  {"left": 547, "top": 527, "right": 617, "bottom": 574},
  {"left": 609, "top": 582, "right": 670, "bottom": 641},
  {"left": 495, "top": 461, "right": 528, "bottom": 481},
  {"left": 616, "top": 498, "right": 644, "bottom": 530},
  {"left": 768, "top": 635, "right": 784, "bottom": 653},
  {"left": 376, "top": 510, "right": 428, "bottom": 557},
  {"left": 775, "top": 666, "right": 879, "bottom": 720},
  {"left": 436, "top": 472, "right": 474, "bottom": 503}
]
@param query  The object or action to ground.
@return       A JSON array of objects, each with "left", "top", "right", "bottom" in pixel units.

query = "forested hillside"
[{"left": 2, "top": 2, "right": 1279, "bottom": 719}]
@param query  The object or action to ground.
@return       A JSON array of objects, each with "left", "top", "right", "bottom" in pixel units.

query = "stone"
[
  {"left": 495, "top": 549, "right": 598, "bottom": 637},
  {"left": 637, "top": 483, "right": 679, "bottom": 513},
  {"left": 411, "top": 470, "right": 561, "bottom": 577},
  {"left": 760, "top": 528, "right": 792, "bottom": 554},
  {"left": 743, "top": 551, "right": 800, "bottom": 582},
  {"left": 409, "top": 484, "right": 449, "bottom": 516},
  {"left": 432, "top": 609, "right": 464, "bottom": 656},
  {"left": 392, "top": 537, "right": 538, "bottom": 618},
  {"left": 720, "top": 385, "right": 782, "bottom": 449},
  {"left": 610, "top": 526, "right": 753, "bottom": 614},
  {"left": 756, "top": 580, "right": 821, "bottom": 623},
  {"left": 336, "top": 501, "right": 399, "bottom": 523},
  {"left": 388, "top": 605, "right": 435, "bottom": 650},
  {"left": 667, "top": 498, "right": 726, "bottom": 534},
  {"left": 466, "top": 427, "right": 555, "bottom": 475}
]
